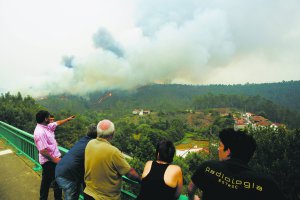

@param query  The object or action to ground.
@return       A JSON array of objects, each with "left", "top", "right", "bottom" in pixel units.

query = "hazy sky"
[{"left": 1, "top": 0, "right": 300, "bottom": 96}]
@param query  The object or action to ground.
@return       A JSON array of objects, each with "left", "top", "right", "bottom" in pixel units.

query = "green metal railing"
[
  {"left": 0, "top": 121, "right": 187, "bottom": 200},
  {"left": 0, "top": 121, "right": 42, "bottom": 170}
]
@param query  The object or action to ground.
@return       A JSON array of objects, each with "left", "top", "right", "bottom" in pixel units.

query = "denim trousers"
[
  {"left": 56, "top": 176, "right": 82, "bottom": 200},
  {"left": 40, "top": 161, "right": 62, "bottom": 200}
]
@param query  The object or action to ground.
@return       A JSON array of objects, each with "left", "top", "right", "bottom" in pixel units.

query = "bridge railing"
[
  {"left": 0, "top": 121, "right": 42, "bottom": 170},
  {"left": 0, "top": 121, "right": 187, "bottom": 200}
]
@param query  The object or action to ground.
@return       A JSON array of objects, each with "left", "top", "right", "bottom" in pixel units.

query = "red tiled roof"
[
  {"left": 256, "top": 121, "right": 272, "bottom": 126},
  {"left": 235, "top": 119, "right": 245, "bottom": 125},
  {"left": 251, "top": 116, "right": 267, "bottom": 122}
]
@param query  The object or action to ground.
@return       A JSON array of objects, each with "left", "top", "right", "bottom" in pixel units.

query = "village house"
[
  {"left": 132, "top": 109, "right": 139, "bottom": 115},
  {"left": 234, "top": 118, "right": 247, "bottom": 131},
  {"left": 175, "top": 143, "right": 209, "bottom": 158},
  {"left": 251, "top": 115, "right": 268, "bottom": 123},
  {"left": 132, "top": 109, "right": 151, "bottom": 115},
  {"left": 270, "top": 123, "right": 286, "bottom": 129},
  {"left": 176, "top": 146, "right": 204, "bottom": 158},
  {"left": 234, "top": 112, "right": 285, "bottom": 130}
]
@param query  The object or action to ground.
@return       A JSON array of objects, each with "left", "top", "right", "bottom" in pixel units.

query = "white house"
[{"left": 176, "top": 146, "right": 203, "bottom": 158}]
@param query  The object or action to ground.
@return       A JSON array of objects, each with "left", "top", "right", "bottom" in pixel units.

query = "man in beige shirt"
[{"left": 84, "top": 119, "right": 141, "bottom": 200}]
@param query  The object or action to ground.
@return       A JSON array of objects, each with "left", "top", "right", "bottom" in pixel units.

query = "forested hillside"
[
  {"left": 1, "top": 84, "right": 300, "bottom": 199},
  {"left": 38, "top": 81, "right": 300, "bottom": 112},
  {"left": 87, "top": 80, "right": 300, "bottom": 112},
  {"left": 37, "top": 81, "right": 300, "bottom": 128},
  {"left": 37, "top": 81, "right": 300, "bottom": 113}
]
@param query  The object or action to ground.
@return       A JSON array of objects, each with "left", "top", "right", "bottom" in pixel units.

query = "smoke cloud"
[
  {"left": 61, "top": 56, "right": 75, "bottom": 69},
  {"left": 93, "top": 28, "right": 124, "bottom": 57},
  {"left": 9, "top": 0, "right": 300, "bottom": 97}
]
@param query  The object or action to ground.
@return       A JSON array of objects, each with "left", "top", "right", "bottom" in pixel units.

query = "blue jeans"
[{"left": 56, "top": 176, "right": 81, "bottom": 200}]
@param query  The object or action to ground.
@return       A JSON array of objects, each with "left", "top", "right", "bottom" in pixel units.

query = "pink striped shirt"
[{"left": 34, "top": 122, "right": 61, "bottom": 164}]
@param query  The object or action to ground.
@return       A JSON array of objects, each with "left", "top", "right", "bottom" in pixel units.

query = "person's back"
[
  {"left": 84, "top": 138, "right": 130, "bottom": 199},
  {"left": 55, "top": 124, "right": 96, "bottom": 200},
  {"left": 83, "top": 120, "right": 141, "bottom": 200},
  {"left": 56, "top": 136, "right": 92, "bottom": 182},
  {"left": 137, "top": 161, "right": 179, "bottom": 200},
  {"left": 137, "top": 140, "right": 183, "bottom": 200},
  {"left": 188, "top": 128, "right": 287, "bottom": 200},
  {"left": 191, "top": 159, "right": 286, "bottom": 200}
]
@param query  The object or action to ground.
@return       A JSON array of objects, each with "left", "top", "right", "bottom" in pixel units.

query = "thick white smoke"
[{"left": 7, "top": 0, "right": 300, "bottom": 96}]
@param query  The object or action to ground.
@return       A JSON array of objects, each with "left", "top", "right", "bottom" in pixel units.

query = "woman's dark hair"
[
  {"left": 36, "top": 110, "right": 50, "bottom": 124},
  {"left": 219, "top": 128, "right": 256, "bottom": 163},
  {"left": 155, "top": 140, "right": 176, "bottom": 163}
]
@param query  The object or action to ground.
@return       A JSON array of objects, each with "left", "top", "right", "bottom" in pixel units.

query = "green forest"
[
  {"left": 38, "top": 80, "right": 300, "bottom": 113},
  {"left": 1, "top": 81, "right": 300, "bottom": 199}
]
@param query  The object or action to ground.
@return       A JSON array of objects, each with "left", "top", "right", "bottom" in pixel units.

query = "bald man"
[{"left": 83, "top": 120, "right": 141, "bottom": 200}]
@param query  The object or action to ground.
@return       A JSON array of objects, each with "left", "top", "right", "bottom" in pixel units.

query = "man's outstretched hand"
[{"left": 67, "top": 116, "right": 76, "bottom": 121}]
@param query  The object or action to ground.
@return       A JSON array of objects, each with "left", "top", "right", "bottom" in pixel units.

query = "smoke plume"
[
  {"left": 93, "top": 28, "right": 124, "bottom": 57},
  {"left": 61, "top": 56, "right": 75, "bottom": 69},
  {"left": 18, "top": 0, "right": 300, "bottom": 97}
]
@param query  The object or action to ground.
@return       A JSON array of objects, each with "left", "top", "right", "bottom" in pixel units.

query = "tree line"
[
  {"left": 38, "top": 80, "right": 300, "bottom": 114},
  {"left": 0, "top": 92, "right": 299, "bottom": 199}
]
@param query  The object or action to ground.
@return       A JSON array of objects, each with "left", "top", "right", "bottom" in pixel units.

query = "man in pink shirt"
[{"left": 34, "top": 110, "right": 75, "bottom": 200}]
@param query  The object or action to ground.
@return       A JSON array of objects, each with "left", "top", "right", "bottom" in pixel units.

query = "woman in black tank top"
[{"left": 137, "top": 140, "right": 183, "bottom": 200}]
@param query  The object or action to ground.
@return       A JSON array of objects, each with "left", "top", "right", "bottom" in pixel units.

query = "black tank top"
[{"left": 137, "top": 161, "right": 177, "bottom": 200}]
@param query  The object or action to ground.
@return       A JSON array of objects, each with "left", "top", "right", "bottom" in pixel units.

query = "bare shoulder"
[
  {"left": 145, "top": 160, "right": 153, "bottom": 167},
  {"left": 144, "top": 160, "right": 153, "bottom": 170},
  {"left": 164, "top": 164, "right": 183, "bottom": 187},
  {"left": 169, "top": 164, "right": 182, "bottom": 171},
  {"left": 142, "top": 160, "right": 153, "bottom": 178},
  {"left": 167, "top": 164, "right": 182, "bottom": 174}
]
